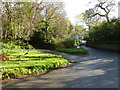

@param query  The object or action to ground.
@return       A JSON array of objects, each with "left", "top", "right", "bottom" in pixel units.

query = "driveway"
[{"left": 2, "top": 46, "right": 119, "bottom": 88}]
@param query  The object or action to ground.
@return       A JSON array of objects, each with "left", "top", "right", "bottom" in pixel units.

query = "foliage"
[
  {"left": 56, "top": 47, "right": 88, "bottom": 54},
  {"left": 85, "top": 19, "right": 120, "bottom": 44},
  {"left": 1, "top": 41, "right": 68, "bottom": 80},
  {"left": 93, "top": 0, "right": 115, "bottom": 23},
  {"left": 61, "top": 38, "right": 77, "bottom": 48},
  {"left": 1, "top": 41, "right": 34, "bottom": 56},
  {"left": 1, "top": 2, "right": 84, "bottom": 49},
  {"left": 76, "top": 9, "right": 100, "bottom": 29}
]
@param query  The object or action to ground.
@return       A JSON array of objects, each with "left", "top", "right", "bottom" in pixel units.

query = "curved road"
[{"left": 3, "top": 46, "right": 120, "bottom": 88}]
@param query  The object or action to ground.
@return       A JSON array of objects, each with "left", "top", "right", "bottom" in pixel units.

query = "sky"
[
  {"left": 63, "top": 0, "right": 120, "bottom": 25},
  {"left": 64, "top": 0, "right": 95, "bottom": 25}
]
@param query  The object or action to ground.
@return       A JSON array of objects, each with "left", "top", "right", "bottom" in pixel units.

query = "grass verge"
[
  {"left": 56, "top": 47, "right": 88, "bottom": 54},
  {"left": 0, "top": 42, "right": 69, "bottom": 80}
]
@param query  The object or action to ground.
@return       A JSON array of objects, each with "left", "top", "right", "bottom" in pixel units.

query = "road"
[{"left": 2, "top": 46, "right": 119, "bottom": 88}]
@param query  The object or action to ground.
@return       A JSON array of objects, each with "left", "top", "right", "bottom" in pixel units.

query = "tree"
[
  {"left": 39, "top": 2, "right": 67, "bottom": 43},
  {"left": 2, "top": 1, "right": 82, "bottom": 49},
  {"left": 92, "top": 0, "right": 115, "bottom": 22},
  {"left": 2, "top": 2, "right": 44, "bottom": 42},
  {"left": 29, "top": 1, "right": 73, "bottom": 48},
  {"left": 0, "top": 2, "right": 3, "bottom": 40},
  {"left": 76, "top": 8, "right": 100, "bottom": 30}
]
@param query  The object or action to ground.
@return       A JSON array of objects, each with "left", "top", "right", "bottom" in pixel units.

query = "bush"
[
  {"left": 56, "top": 47, "right": 88, "bottom": 54},
  {"left": 62, "top": 38, "right": 77, "bottom": 48},
  {"left": 86, "top": 19, "right": 120, "bottom": 44},
  {"left": 20, "top": 43, "right": 34, "bottom": 49}
]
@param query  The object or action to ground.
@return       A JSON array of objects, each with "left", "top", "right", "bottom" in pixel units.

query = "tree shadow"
[
  {"left": 61, "top": 57, "right": 118, "bottom": 88},
  {"left": 62, "top": 69, "right": 118, "bottom": 88}
]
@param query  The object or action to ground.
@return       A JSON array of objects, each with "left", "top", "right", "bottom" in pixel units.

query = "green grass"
[
  {"left": 56, "top": 47, "right": 88, "bottom": 54},
  {"left": 1, "top": 42, "right": 69, "bottom": 80}
]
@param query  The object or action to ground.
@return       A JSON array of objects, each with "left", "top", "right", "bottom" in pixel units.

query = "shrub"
[
  {"left": 86, "top": 19, "right": 120, "bottom": 44},
  {"left": 62, "top": 38, "right": 77, "bottom": 48}
]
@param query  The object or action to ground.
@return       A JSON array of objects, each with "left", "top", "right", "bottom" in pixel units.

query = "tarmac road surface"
[{"left": 2, "top": 46, "right": 119, "bottom": 88}]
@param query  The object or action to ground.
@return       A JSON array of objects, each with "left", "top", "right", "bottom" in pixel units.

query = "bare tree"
[{"left": 93, "top": 0, "right": 115, "bottom": 22}]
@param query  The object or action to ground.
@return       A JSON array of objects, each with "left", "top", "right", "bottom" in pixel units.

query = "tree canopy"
[
  {"left": 76, "top": 0, "right": 120, "bottom": 45},
  {"left": 1, "top": 1, "right": 84, "bottom": 49}
]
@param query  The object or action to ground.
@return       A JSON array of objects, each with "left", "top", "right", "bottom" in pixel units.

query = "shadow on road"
[{"left": 61, "top": 57, "right": 118, "bottom": 88}]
